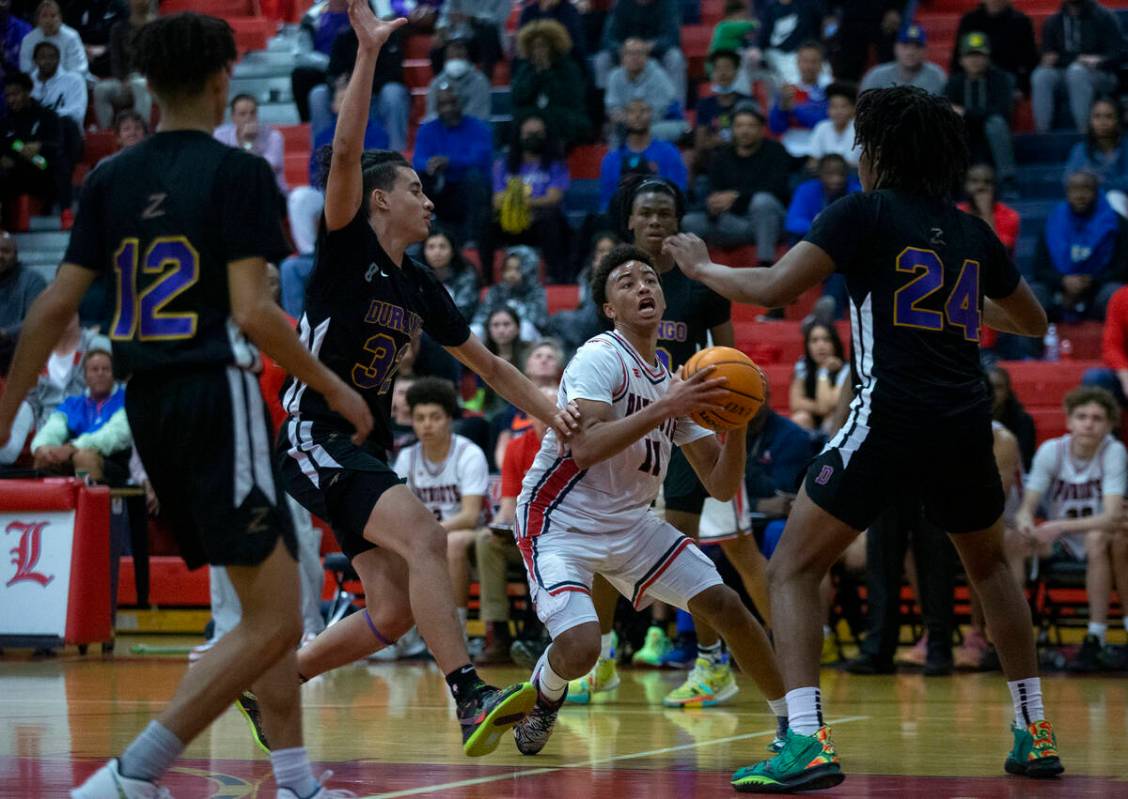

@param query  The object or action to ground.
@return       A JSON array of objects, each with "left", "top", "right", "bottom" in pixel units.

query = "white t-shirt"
[
  {"left": 394, "top": 433, "right": 490, "bottom": 524},
  {"left": 518, "top": 331, "right": 712, "bottom": 535},
  {"left": 808, "top": 119, "right": 860, "bottom": 166},
  {"left": 1026, "top": 434, "right": 1127, "bottom": 522},
  {"left": 792, "top": 358, "right": 850, "bottom": 392}
]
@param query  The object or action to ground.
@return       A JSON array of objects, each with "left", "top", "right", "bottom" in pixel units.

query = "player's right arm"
[
  {"left": 228, "top": 259, "right": 373, "bottom": 444},
  {"left": 323, "top": 1, "right": 406, "bottom": 231},
  {"left": 0, "top": 264, "right": 96, "bottom": 448},
  {"left": 984, "top": 279, "right": 1048, "bottom": 337}
]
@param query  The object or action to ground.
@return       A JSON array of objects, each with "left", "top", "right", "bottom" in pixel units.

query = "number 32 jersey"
[
  {"left": 64, "top": 131, "right": 291, "bottom": 375},
  {"left": 281, "top": 206, "right": 470, "bottom": 453},
  {"left": 518, "top": 330, "right": 712, "bottom": 536},
  {"left": 805, "top": 190, "right": 1021, "bottom": 428}
]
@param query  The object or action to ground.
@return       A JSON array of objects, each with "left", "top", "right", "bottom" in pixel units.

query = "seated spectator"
[
  {"left": 310, "top": 72, "right": 389, "bottom": 183},
  {"left": 61, "top": 0, "right": 123, "bottom": 80},
  {"left": 92, "top": 0, "right": 153, "bottom": 130},
  {"left": 0, "top": 228, "right": 46, "bottom": 344},
  {"left": 421, "top": 226, "right": 480, "bottom": 321},
  {"left": 1016, "top": 386, "right": 1128, "bottom": 672},
  {"left": 481, "top": 114, "right": 572, "bottom": 283},
  {"left": 1032, "top": 0, "right": 1125, "bottom": 134},
  {"left": 30, "top": 344, "right": 131, "bottom": 484},
  {"left": 1, "top": 0, "right": 32, "bottom": 76},
  {"left": 472, "top": 247, "right": 548, "bottom": 341},
  {"left": 394, "top": 376, "right": 491, "bottom": 641},
  {"left": 474, "top": 382, "right": 558, "bottom": 664},
  {"left": 682, "top": 104, "right": 790, "bottom": 264},
  {"left": 1087, "top": 283, "right": 1128, "bottom": 405},
  {"left": 597, "top": 98, "right": 688, "bottom": 212},
  {"left": 829, "top": 0, "right": 901, "bottom": 83},
  {"left": 808, "top": 81, "right": 859, "bottom": 166},
  {"left": 605, "top": 37, "right": 683, "bottom": 142},
  {"left": 512, "top": 20, "right": 591, "bottom": 146},
  {"left": 28, "top": 317, "right": 106, "bottom": 429},
  {"left": 987, "top": 364, "right": 1036, "bottom": 469},
  {"left": 694, "top": 49, "right": 753, "bottom": 163},
  {"left": 709, "top": 0, "right": 759, "bottom": 61},
  {"left": 950, "top": 0, "right": 1038, "bottom": 96},
  {"left": 1066, "top": 97, "right": 1128, "bottom": 218},
  {"left": 519, "top": 0, "right": 585, "bottom": 61},
  {"left": 595, "top": 0, "right": 686, "bottom": 106},
  {"left": 425, "top": 29, "right": 491, "bottom": 123},
  {"left": 18, "top": 0, "right": 86, "bottom": 81},
  {"left": 1, "top": 70, "right": 69, "bottom": 224},
  {"left": 957, "top": 163, "right": 1020, "bottom": 253},
  {"left": 290, "top": 0, "right": 349, "bottom": 123},
  {"left": 413, "top": 85, "right": 493, "bottom": 252},
  {"left": 431, "top": 0, "right": 507, "bottom": 80},
  {"left": 1032, "top": 170, "right": 1128, "bottom": 322},
  {"left": 465, "top": 306, "right": 529, "bottom": 419},
  {"left": 491, "top": 338, "right": 564, "bottom": 467},
  {"left": 315, "top": 19, "right": 408, "bottom": 150},
  {"left": 214, "top": 94, "right": 288, "bottom": 198},
  {"left": 789, "top": 321, "right": 849, "bottom": 431},
  {"left": 546, "top": 230, "right": 616, "bottom": 357},
  {"left": 768, "top": 39, "right": 831, "bottom": 157},
  {"left": 785, "top": 154, "right": 860, "bottom": 240},
  {"left": 945, "top": 32, "right": 1016, "bottom": 192},
  {"left": 758, "top": 0, "right": 825, "bottom": 85},
  {"left": 860, "top": 24, "right": 946, "bottom": 95},
  {"left": 280, "top": 184, "right": 324, "bottom": 318}
]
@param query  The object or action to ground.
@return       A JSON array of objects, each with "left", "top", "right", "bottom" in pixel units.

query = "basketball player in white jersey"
[
  {"left": 509, "top": 244, "right": 787, "bottom": 756},
  {"left": 393, "top": 376, "right": 491, "bottom": 639},
  {"left": 1016, "top": 386, "right": 1128, "bottom": 671}
]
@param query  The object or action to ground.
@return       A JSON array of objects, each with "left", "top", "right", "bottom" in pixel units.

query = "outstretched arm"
[
  {"left": 664, "top": 234, "right": 835, "bottom": 308},
  {"left": 324, "top": 1, "right": 406, "bottom": 231}
]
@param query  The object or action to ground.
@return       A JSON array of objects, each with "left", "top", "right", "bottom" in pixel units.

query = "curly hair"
[
  {"left": 133, "top": 13, "right": 236, "bottom": 99},
  {"left": 854, "top": 85, "right": 969, "bottom": 199},
  {"left": 516, "top": 19, "right": 572, "bottom": 60},
  {"left": 590, "top": 244, "right": 655, "bottom": 322},
  {"left": 406, "top": 376, "right": 460, "bottom": 419}
]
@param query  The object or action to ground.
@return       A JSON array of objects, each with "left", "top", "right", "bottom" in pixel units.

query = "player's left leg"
[
  {"left": 565, "top": 575, "right": 620, "bottom": 705},
  {"left": 447, "top": 527, "right": 482, "bottom": 638}
]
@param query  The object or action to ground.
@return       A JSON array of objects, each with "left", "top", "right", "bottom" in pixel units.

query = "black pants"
[
  {"left": 291, "top": 65, "right": 326, "bottom": 123},
  {"left": 479, "top": 208, "right": 573, "bottom": 284},
  {"left": 859, "top": 495, "right": 956, "bottom": 665},
  {"left": 831, "top": 20, "right": 895, "bottom": 83}
]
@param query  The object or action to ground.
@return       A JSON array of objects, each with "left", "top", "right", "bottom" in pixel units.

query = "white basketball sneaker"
[
  {"left": 70, "top": 759, "right": 172, "bottom": 798},
  {"left": 276, "top": 771, "right": 357, "bottom": 798}
]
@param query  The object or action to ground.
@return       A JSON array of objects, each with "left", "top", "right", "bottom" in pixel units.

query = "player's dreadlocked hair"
[
  {"left": 590, "top": 244, "right": 655, "bottom": 322},
  {"left": 854, "top": 85, "right": 969, "bottom": 199},
  {"left": 314, "top": 147, "right": 411, "bottom": 197},
  {"left": 133, "top": 14, "right": 236, "bottom": 99},
  {"left": 607, "top": 175, "right": 686, "bottom": 242}
]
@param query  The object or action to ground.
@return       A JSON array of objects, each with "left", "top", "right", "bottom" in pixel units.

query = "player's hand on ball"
[
  {"left": 348, "top": 0, "right": 407, "bottom": 51},
  {"left": 663, "top": 233, "right": 711, "bottom": 280},
  {"left": 326, "top": 379, "right": 374, "bottom": 445},
  {"left": 662, "top": 366, "right": 729, "bottom": 419}
]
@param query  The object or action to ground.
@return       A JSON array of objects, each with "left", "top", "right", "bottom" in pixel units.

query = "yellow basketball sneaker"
[
  {"left": 663, "top": 657, "right": 739, "bottom": 708},
  {"left": 565, "top": 656, "right": 621, "bottom": 705}
]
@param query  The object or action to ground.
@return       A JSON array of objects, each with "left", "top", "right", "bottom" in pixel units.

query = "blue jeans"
[
  {"left": 309, "top": 81, "right": 409, "bottom": 151},
  {"left": 1082, "top": 367, "right": 1128, "bottom": 405},
  {"left": 280, "top": 254, "right": 316, "bottom": 319}
]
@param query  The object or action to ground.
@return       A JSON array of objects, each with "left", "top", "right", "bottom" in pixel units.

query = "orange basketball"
[{"left": 682, "top": 346, "right": 765, "bottom": 432}]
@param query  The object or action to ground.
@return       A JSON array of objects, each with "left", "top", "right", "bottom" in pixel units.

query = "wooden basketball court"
[{"left": 1, "top": 640, "right": 1124, "bottom": 798}]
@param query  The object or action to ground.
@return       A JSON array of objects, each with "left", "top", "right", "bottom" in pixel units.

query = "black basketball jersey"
[
  {"left": 656, "top": 264, "right": 731, "bottom": 371},
  {"left": 64, "top": 130, "right": 289, "bottom": 375},
  {"left": 281, "top": 206, "right": 471, "bottom": 452},
  {"left": 805, "top": 189, "right": 1021, "bottom": 427}
]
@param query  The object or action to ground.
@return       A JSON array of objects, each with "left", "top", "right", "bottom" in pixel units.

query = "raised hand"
[{"left": 348, "top": 0, "right": 407, "bottom": 53}]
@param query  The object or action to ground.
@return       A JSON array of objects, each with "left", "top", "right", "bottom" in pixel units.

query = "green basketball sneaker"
[
  {"left": 731, "top": 726, "right": 845, "bottom": 793},
  {"left": 1004, "top": 719, "right": 1064, "bottom": 778},
  {"left": 631, "top": 625, "right": 671, "bottom": 667}
]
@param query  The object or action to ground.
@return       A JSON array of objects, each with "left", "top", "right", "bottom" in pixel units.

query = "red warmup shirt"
[
  {"left": 1102, "top": 286, "right": 1128, "bottom": 371},
  {"left": 956, "top": 200, "right": 1021, "bottom": 253},
  {"left": 257, "top": 314, "right": 297, "bottom": 435},
  {"left": 501, "top": 428, "right": 543, "bottom": 499}
]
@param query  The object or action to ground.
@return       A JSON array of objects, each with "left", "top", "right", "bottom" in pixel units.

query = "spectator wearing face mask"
[{"left": 425, "top": 29, "right": 491, "bottom": 122}]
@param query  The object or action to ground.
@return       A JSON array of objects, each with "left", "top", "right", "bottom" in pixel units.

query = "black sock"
[{"left": 445, "top": 663, "right": 484, "bottom": 703}]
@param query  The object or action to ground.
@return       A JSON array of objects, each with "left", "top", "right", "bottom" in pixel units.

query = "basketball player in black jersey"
[
  {"left": 665, "top": 87, "right": 1062, "bottom": 792},
  {"left": 0, "top": 14, "right": 373, "bottom": 799},
  {"left": 234, "top": 0, "right": 578, "bottom": 761}
]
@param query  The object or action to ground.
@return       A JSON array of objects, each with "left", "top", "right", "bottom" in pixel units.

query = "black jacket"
[
  {"left": 1, "top": 100, "right": 62, "bottom": 166},
  {"left": 944, "top": 66, "right": 1014, "bottom": 121},
  {"left": 707, "top": 140, "right": 792, "bottom": 213},
  {"left": 1041, "top": 0, "right": 1125, "bottom": 69},
  {"left": 950, "top": 4, "right": 1039, "bottom": 94},
  {"left": 327, "top": 28, "right": 405, "bottom": 93}
]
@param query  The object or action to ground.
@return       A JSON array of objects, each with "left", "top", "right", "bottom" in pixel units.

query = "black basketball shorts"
[
  {"left": 804, "top": 411, "right": 1005, "bottom": 535},
  {"left": 126, "top": 367, "right": 297, "bottom": 570}
]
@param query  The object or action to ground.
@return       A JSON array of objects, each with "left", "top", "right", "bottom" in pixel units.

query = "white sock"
[
  {"left": 270, "top": 747, "right": 319, "bottom": 798},
  {"left": 785, "top": 686, "right": 823, "bottom": 736},
  {"left": 532, "top": 645, "right": 569, "bottom": 702},
  {"left": 600, "top": 632, "right": 615, "bottom": 660},
  {"left": 118, "top": 721, "right": 184, "bottom": 782},
  {"left": 698, "top": 640, "right": 726, "bottom": 666},
  {"left": 1088, "top": 622, "right": 1107, "bottom": 644},
  {"left": 1007, "top": 678, "right": 1045, "bottom": 728}
]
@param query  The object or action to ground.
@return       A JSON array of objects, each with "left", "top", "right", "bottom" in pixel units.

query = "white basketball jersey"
[
  {"left": 1026, "top": 434, "right": 1128, "bottom": 522},
  {"left": 518, "top": 331, "right": 712, "bottom": 536},
  {"left": 393, "top": 434, "right": 490, "bottom": 524}
]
